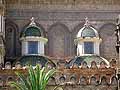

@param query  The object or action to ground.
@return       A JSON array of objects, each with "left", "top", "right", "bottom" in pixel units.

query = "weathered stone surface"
[
  {"left": 4, "top": 0, "right": 120, "bottom": 12},
  {"left": 5, "top": 9, "right": 119, "bottom": 60},
  {"left": 0, "top": 0, "right": 119, "bottom": 90}
]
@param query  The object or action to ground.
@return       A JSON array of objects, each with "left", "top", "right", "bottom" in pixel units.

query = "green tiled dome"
[
  {"left": 81, "top": 27, "right": 96, "bottom": 37},
  {"left": 19, "top": 55, "right": 56, "bottom": 67},
  {"left": 66, "top": 55, "right": 109, "bottom": 67},
  {"left": 22, "top": 26, "right": 41, "bottom": 37}
]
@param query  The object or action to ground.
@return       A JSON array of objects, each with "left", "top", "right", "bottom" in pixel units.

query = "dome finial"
[
  {"left": 117, "top": 14, "right": 120, "bottom": 25},
  {"left": 29, "top": 17, "right": 36, "bottom": 26},
  {"left": 84, "top": 17, "right": 90, "bottom": 27}
]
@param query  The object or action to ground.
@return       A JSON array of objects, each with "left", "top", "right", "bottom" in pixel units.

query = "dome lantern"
[
  {"left": 20, "top": 17, "right": 48, "bottom": 56},
  {"left": 71, "top": 17, "right": 109, "bottom": 67},
  {"left": 75, "top": 17, "right": 102, "bottom": 56}
]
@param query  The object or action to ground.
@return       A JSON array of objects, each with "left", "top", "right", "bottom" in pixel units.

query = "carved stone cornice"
[
  {"left": 5, "top": 0, "right": 120, "bottom": 12},
  {"left": 5, "top": 0, "right": 120, "bottom": 5},
  {"left": 6, "top": 9, "right": 120, "bottom": 21}
]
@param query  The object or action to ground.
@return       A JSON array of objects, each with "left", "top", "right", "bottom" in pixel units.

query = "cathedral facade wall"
[
  {"left": 0, "top": 1, "right": 119, "bottom": 90},
  {"left": 4, "top": 1, "right": 120, "bottom": 61}
]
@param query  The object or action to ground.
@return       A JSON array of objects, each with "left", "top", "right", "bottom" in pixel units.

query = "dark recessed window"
[
  {"left": 25, "top": 27, "right": 41, "bottom": 37},
  {"left": 28, "top": 41, "right": 38, "bottom": 54},
  {"left": 84, "top": 42, "right": 94, "bottom": 54}
]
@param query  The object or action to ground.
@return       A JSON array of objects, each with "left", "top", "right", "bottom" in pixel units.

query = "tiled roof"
[
  {"left": 21, "top": 26, "right": 41, "bottom": 37},
  {"left": 66, "top": 55, "right": 109, "bottom": 68},
  {"left": 19, "top": 55, "right": 56, "bottom": 67}
]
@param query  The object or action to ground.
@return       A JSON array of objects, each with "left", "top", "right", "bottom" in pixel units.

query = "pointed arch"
[
  {"left": 5, "top": 19, "right": 19, "bottom": 59},
  {"left": 99, "top": 23, "right": 116, "bottom": 36},
  {"left": 71, "top": 23, "right": 84, "bottom": 56},
  {"left": 48, "top": 23, "right": 71, "bottom": 58},
  {"left": 99, "top": 23, "right": 117, "bottom": 59}
]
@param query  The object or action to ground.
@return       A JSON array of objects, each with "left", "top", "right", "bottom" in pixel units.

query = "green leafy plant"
[{"left": 10, "top": 64, "right": 56, "bottom": 90}]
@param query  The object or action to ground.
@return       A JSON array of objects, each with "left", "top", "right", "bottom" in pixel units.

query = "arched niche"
[
  {"left": 48, "top": 23, "right": 71, "bottom": 58},
  {"left": 111, "top": 76, "right": 117, "bottom": 85},
  {"left": 90, "top": 76, "right": 97, "bottom": 85},
  {"left": 99, "top": 23, "right": 117, "bottom": 60},
  {"left": 79, "top": 76, "right": 87, "bottom": 85},
  {"left": 100, "top": 76, "right": 108, "bottom": 85},
  {"left": 71, "top": 23, "right": 84, "bottom": 56},
  {"left": 6, "top": 76, "right": 14, "bottom": 86},
  {"left": 5, "top": 19, "right": 19, "bottom": 59}
]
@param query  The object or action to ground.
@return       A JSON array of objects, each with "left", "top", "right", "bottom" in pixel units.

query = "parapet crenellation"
[{"left": 0, "top": 59, "right": 117, "bottom": 90}]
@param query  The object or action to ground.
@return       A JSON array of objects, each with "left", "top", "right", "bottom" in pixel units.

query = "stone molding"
[{"left": 6, "top": 9, "right": 120, "bottom": 21}]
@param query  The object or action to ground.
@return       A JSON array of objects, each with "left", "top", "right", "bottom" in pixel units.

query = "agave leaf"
[
  {"left": 43, "top": 69, "right": 56, "bottom": 89},
  {"left": 34, "top": 64, "right": 40, "bottom": 90},
  {"left": 15, "top": 72, "right": 30, "bottom": 90},
  {"left": 28, "top": 65, "right": 36, "bottom": 90},
  {"left": 10, "top": 81, "right": 26, "bottom": 90},
  {"left": 9, "top": 65, "right": 56, "bottom": 90}
]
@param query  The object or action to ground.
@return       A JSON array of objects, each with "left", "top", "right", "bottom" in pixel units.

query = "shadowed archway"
[
  {"left": 5, "top": 19, "right": 19, "bottom": 61},
  {"left": 99, "top": 23, "right": 117, "bottom": 60},
  {"left": 48, "top": 23, "right": 71, "bottom": 58}
]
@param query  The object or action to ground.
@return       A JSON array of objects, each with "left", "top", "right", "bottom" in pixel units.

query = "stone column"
[
  {"left": 115, "top": 14, "right": 120, "bottom": 90},
  {"left": 0, "top": 7, "right": 5, "bottom": 64}
]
